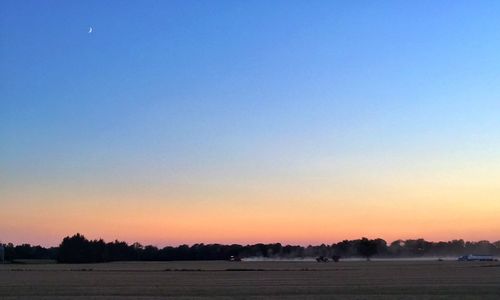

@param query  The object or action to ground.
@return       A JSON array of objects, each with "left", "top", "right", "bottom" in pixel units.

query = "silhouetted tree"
[
  {"left": 389, "top": 240, "right": 404, "bottom": 257},
  {"left": 58, "top": 233, "right": 92, "bottom": 263},
  {"left": 357, "top": 238, "right": 379, "bottom": 261},
  {"left": 494, "top": 241, "right": 500, "bottom": 249}
]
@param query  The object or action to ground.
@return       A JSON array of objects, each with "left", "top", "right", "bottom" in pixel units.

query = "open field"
[{"left": 1, "top": 260, "right": 500, "bottom": 299}]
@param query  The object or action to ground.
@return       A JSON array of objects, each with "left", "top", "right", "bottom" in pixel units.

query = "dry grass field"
[{"left": 1, "top": 260, "right": 500, "bottom": 299}]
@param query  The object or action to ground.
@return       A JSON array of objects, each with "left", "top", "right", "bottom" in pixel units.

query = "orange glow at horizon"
[{"left": 2, "top": 173, "right": 499, "bottom": 247}]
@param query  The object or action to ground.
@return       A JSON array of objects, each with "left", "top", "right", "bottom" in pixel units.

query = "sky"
[{"left": 1, "top": 0, "right": 500, "bottom": 247}]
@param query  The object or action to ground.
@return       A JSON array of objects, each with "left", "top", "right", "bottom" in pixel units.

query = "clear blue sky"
[{"left": 1, "top": 1, "right": 500, "bottom": 245}]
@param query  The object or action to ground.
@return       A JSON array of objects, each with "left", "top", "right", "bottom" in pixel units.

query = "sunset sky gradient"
[{"left": 1, "top": 0, "right": 500, "bottom": 246}]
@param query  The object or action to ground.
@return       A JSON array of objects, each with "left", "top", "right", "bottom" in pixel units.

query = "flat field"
[{"left": 1, "top": 260, "right": 500, "bottom": 299}]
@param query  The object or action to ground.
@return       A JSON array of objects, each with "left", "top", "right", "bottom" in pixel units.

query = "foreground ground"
[{"left": 1, "top": 260, "right": 500, "bottom": 299}]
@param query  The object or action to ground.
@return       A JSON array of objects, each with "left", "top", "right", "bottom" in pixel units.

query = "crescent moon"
[{"left": 88, "top": 27, "right": 93, "bottom": 34}]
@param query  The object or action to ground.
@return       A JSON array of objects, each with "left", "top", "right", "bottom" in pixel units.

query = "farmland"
[{"left": 1, "top": 260, "right": 500, "bottom": 299}]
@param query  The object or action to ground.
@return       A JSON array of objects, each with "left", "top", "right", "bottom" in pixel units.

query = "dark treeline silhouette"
[
  {"left": 1, "top": 243, "right": 58, "bottom": 261},
  {"left": 2, "top": 234, "right": 500, "bottom": 263}
]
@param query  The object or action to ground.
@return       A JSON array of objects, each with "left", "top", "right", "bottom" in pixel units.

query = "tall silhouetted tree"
[
  {"left": 357, "top": 238, "right": 378, "bottom": 261},
  {"left": 58, "top": 233, "right": 92, "bottom": 263}
]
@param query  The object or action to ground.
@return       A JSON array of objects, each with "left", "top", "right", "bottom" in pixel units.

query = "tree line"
[{"left": 2, "top": 233, "right": 500, "bottom": 263}]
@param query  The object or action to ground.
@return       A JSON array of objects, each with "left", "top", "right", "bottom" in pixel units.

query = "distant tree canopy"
[
  {"left": 58, "top": 233, "right": 107, "bottom": 263},
  {"left": 1, "top": 235, "right": 499, "bottom": 263},
  {"left": 357, "top": 238, "right": 379, "bottom": 261}
]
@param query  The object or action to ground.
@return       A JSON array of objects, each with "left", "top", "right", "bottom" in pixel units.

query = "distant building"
[{"left": 458, "top": 254, "right": 498, "bottom": 262}]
